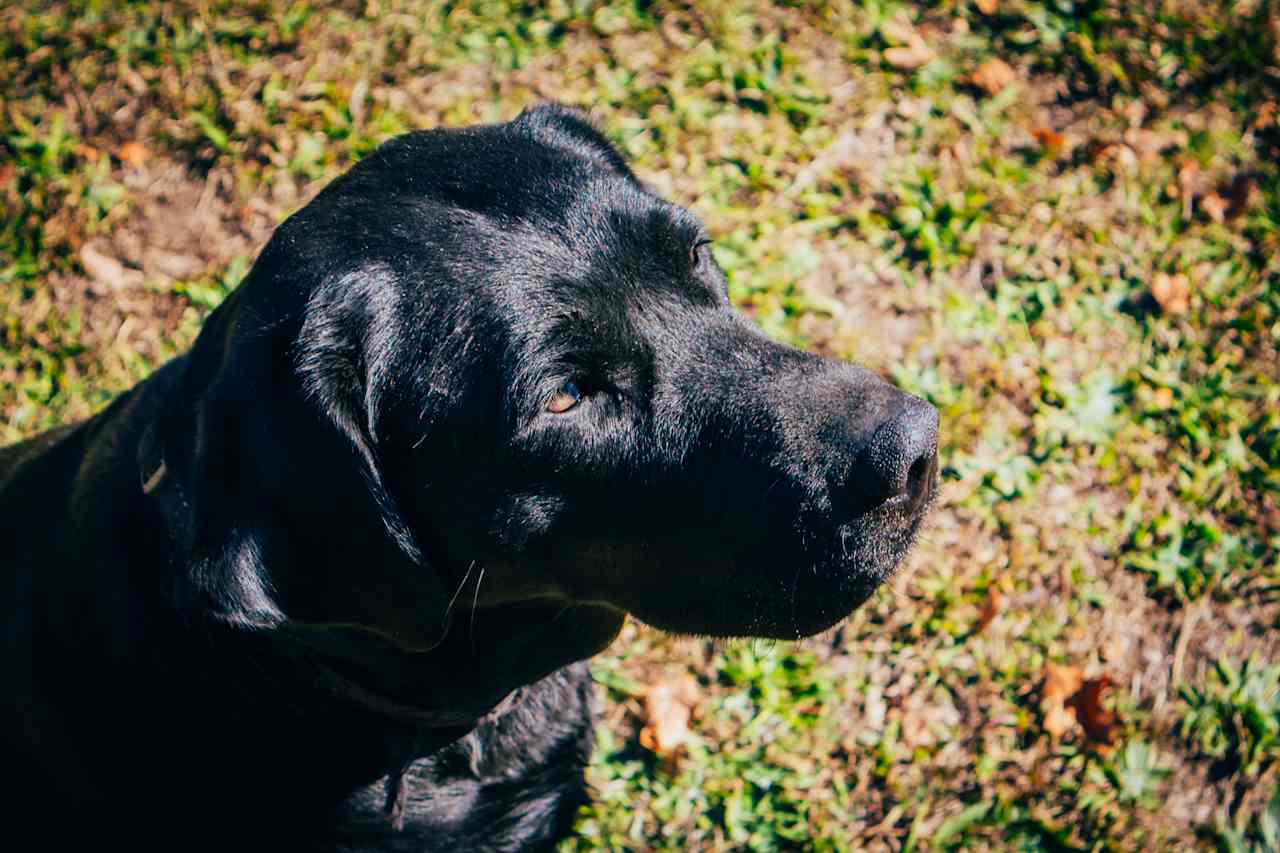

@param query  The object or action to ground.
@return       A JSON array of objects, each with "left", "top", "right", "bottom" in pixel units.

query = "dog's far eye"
[{"left": 546, "top": 381, "right": 583, "bottom": 414}]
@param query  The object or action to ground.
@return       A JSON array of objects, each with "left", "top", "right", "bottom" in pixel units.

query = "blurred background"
[{"left": 2, "top": 1, "right": 1278, "bottom": 849}]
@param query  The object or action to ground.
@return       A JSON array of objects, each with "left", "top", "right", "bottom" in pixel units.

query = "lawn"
[{"left": 2, "top": 1, "right": 1278, "bottom": 849}]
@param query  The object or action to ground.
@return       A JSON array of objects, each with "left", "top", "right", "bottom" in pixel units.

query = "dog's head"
[{"left": 143, "top": 105, "right": 936, "bottom": 709}]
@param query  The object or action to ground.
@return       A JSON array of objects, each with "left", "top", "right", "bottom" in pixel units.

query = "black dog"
[{"left": 1, "top": 105, "right": 936, "bottom": 850}]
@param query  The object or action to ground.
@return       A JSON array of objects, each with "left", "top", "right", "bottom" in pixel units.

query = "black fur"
[{"left": 1, "top": 105, "right": 937, "bottom": 850}]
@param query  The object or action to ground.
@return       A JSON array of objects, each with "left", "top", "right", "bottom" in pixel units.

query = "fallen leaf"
[
  {"left": 884, "top": 45, "right": 935, "bottom": 70},
  {"left": 1067, "top": 676, "right": 1120, "bottom": 747},
  {"left": 1200, "top": 193, "right": 1227, "bottom": 224},
  {"left": 0, "top": 162, "right": 14, "bottom": 190},
  {"left": 1040, "top": 663, "right": 1083, "bottom": 739},
  {"left": 1201, "top": 174, "right": 1257, "bottom": 223},
  {"left": 1151, "top": 272, "right": 1190, "bottom": 315},
  {"left": 974, "top": 0, "right": 998, "bottom": 14},
  {"left": 116, "top": 141, "right": 150, "bottom": 168},
  {"left": 1250, "top": 100, "right": 1277, "bottom": 131},
  {"left": 1040, "top": 665, "right": 1122, "bottom": 747},
  {"left": 73, "top": 143, "right": 100, "bottom": 162},
  {"left": 638, "top": 676, "right": 698, "bottom": 757},
  {"left": 1151, "top": 386, "right": 1175, "bottom": 409},
  {"left": 969, "top": 58, "right": 1016, "bottom": 95},
  {"left": 976, "top": 587, "right": 1003, "bottom": 633},
  {"left": 1030, "top": 127, "right": 1065, "bottom": 152}
]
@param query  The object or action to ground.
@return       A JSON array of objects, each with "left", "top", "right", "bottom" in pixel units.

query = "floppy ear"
[
  {"left": 514, "top": 103, "right": 636, "bottom": 179},
  {"left": 138, "top": 262, "right": 451, "bottom": 650},
  {"left": 137, "top": 287, "right": 283, "bottom": 629}
]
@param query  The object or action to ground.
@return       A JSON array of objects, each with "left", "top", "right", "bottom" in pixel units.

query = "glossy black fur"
[{"left": 1, "top": 106, "right": 937, "bottom": 850}]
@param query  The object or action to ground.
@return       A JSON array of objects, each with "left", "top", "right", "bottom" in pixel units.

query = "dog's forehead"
[
  {"left": 300, "top": 115, "right": 719, "bottom": 311},
  {"left": 360, "top": 115, "right": 700, "bottom": 244},
  {"left": 405, "top": 148, "right": 711, "bottom": 308},
  {"left": 480, "top": 177, "right": 693, "bottom": 265}
]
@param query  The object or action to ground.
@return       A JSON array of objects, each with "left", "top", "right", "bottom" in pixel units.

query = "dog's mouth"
[{"left": 533, "top": 482, "right": 935, "bottom": 640}]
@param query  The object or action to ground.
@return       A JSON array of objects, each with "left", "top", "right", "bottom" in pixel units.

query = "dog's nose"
[{"left": 857, "top": 395, "right": 939, "bottom": 512}]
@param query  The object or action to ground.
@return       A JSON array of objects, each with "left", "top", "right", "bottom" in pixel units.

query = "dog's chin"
[
  {"left": 616, "top": 532, "right": 911, "bottom": 637},
  {"left": 625, "top": 574, "right": 877, "bottom": 640},
  {"left": 621, "top": 519, "right": 922, "bottom": 641},
  {"left": 537, "top": 491, "right": 933, "bottom": 641}
]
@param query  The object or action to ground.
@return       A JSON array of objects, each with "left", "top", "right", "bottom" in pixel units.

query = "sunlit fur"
[{"left": 0, "top": 105, "right": 935, "bottom": 850}]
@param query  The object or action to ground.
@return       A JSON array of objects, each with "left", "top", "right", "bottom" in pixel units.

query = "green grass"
[{"left": 2, "top": 1, "right": 1278, "bottom": 849}]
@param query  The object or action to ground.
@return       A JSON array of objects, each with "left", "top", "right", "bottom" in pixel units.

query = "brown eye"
[{"left": 546, "top": 381, "right": 582, "bottom": 414}]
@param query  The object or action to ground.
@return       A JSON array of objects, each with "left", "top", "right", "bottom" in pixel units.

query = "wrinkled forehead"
[
  {"left": 463, "top": 173, "right": 710, "bottom": 305},
  {"left": 443, "top": 176, "right": 716, "bottom": 405}
]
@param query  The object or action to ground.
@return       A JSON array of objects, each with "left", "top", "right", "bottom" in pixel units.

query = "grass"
[{"left": 2, "top": 0, "right": 1278, "bottom": 849}]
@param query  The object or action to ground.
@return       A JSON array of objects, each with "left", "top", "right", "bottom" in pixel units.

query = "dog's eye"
[{"left": 546, "top": 381, "right": 583, "bottom": 414}]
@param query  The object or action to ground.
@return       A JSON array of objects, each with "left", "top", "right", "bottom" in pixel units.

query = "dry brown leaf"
[
  {"left": 1151, "top": 272, "right": 1190, "bottom": 315},
  {"left": 73, "top": 143, "right": 100, "bottom": 162},
  {"left": 884, "top": 45, "right": 935, "bottom": 70},
  {"left": 638, "top": 676, "right": 698, "bottom": 757},
  {"left": 0, "top": 162, "right": 14, "bottom": 190},
  {"left": 974, "top": 0, "right": 998, "bottom": 14},
  {"left": 1068, "top": 677, "right": 1120, "bottom": 747},
  {"left": 1201, "top": 192, "right": 1228, "bottom": 223},
  {"left": 1030, "top": 127, "right": 1065, "bottom": 152},
  {"left": 116, "top": 141, "right": 151, "bottom": 168},
  {"left": 1250, "top": 100, "right": 1277, "bottom": 131},
  {"left": 976, "top": 587, "right": 1003, "bottom": 633},
  {"left": 970, "top": 58, "right": 1016, "bottom": 95},
  {"left": 1201, "top": 174, "right": 1257, "bottom": 223},
  {"left": 1040, "top": 663, "right": 1083, "bottom": 739},
  {"left": 1040, "top": 665, "right": 1122, "bottom": 747}
]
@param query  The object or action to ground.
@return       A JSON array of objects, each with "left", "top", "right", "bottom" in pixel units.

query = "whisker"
[
  {"left": 545, "top": 602, "right": 575, "bottom": 628},
  {"left": 441, "top": 560, "right": 476, "bottom": 630},
  {"left": 469, "top": 567, "right": 486, "bottom": 656}
]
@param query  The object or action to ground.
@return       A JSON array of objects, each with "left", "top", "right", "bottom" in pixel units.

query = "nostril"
[
  {"left": 906, "top": 452, "right": 933, "bottom": 499},
  {"left": 852, "top": 396, "right": 939, "bottom": 512}
]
